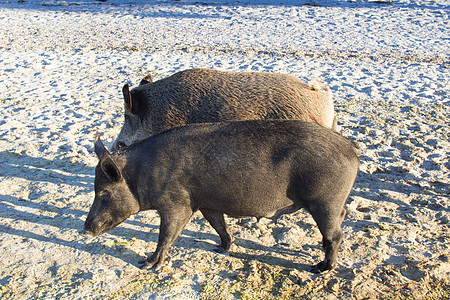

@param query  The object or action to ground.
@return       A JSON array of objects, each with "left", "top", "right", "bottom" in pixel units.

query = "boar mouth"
[
  {"left": 80, "top": 229, "right": 97, "bottom": 238},
  {"left": 81, "top": 226, "right": 101, "bottom": 238},
  {"left": 83, "top": 219, "right": 116, "bottom": 237}
]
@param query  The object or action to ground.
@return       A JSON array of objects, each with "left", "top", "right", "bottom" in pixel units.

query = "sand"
[{"left": 0, "top": 0, "right": 448, "bottom": 298}]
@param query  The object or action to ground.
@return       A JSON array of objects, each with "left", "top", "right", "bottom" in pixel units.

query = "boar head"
[{"left": 84, "top": 137, "right": 140, "bottom": 237}]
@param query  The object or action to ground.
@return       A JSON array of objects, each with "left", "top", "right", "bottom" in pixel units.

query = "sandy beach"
[{"left": 0, "top": 0, "right": 449, "bottom": 298}]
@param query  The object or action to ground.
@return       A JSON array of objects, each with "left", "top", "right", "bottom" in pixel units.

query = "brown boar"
[{"left": 113, "top": 68, "right": 336, "bottom": 149}]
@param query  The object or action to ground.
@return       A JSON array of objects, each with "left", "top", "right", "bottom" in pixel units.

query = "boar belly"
[
  {"left": 226, "top": 203, "right": 302, "bottom": 220},
  {"left": 196, "top": 187, "right": 296, "bottom": 219}
]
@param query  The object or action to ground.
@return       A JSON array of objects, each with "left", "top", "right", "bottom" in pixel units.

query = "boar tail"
[
  {"left": 351, "top": 141, "right": 362, "bottom": 157},
  {"left": 309, "top": 114, "right": 325, "bottom": 127},
  {"left": 309, "top": 79, "right": 336, "bottom": 130}
]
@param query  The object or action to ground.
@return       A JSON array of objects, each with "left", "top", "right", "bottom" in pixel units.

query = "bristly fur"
[
  {"left": 86, "top": 119, "right": 360, "bottom": 273},
  {"left": 113, "top": 69, "right": 337, "bottom": 149}
]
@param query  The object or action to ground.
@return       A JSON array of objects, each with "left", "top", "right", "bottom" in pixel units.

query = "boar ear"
[
  {"left": 123, "top": 86, "right": 148, "bottom": 118},
  {"left": 95, "top": 136, "right": 121, "bottom": 182},
  {"left": 122, "top": 84, "right": 134, "bottom": 113},
  {"left": 100, "top": 155, "right": 122, "bottom": 182},
  {"left": 94, "top": 136, "right": 109, "bottom": 158},
  {"left": 122, "top": 84, "right": 145, "bottom": 116},
  {"left": 139, "top": 75, "right": 153, "bottom": 86}
]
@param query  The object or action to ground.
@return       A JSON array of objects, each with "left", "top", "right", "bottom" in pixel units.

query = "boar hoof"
[
  {"left": 310, "top": 261, "right": 335, "bottom": 273},
  {"left": 213, "top": 247, "right": 228, "bottom": 254},
  {"left": 139, "top": 254, "right": 170, "bottom": 271},
  {"left": 138, "top": 256, "right": 155, "bottom": 265},
  {"left": 140, "top": 262, "right": 154, "bottom": 271}
]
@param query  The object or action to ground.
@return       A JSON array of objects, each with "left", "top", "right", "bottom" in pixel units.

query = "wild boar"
[
  {"left": 113, "top": 68, "right": 336, "bottom": 149},
  {"left": 84, "top": 120, "right": 359, "bottom": 272}
]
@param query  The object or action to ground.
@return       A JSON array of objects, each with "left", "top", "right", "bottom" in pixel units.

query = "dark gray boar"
[
  {"left": 113, "top": 68, "right": 336, "bottom": 149},
  {"left": 85, "top": 120, "right": 359, "bottom": 272}
]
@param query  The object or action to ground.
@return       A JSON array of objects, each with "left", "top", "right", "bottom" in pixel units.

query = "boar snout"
[
  {"left": 83, "top": 215, "right": 102, "bottom": 237},
  {"left": 79, "top": 228, "right": 96, "bottom": 238}
]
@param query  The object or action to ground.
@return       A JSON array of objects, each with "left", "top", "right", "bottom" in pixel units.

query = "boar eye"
[
  {"left": 101, "top": 197, "right": 112, "bottom": 207},
  {"left": 98, "top": 192, "right": 111, "bottom": 204}
]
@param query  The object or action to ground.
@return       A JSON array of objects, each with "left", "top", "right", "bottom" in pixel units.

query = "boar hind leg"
[
  {"left": 201, "top": 209, "right": 233, "bottom": 252},
  {"left": 308, "top": 205, "right": 346, "bottom": 273},
  {"left": 141, "top": 208, "right": 193, "bottom": 271}
]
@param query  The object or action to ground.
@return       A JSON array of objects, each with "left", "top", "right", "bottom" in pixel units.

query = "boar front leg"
[
  {"left": 140, "top": 208, "right": 193, "bottom": 271},
  {"left": 200, "top": 209, "right": 234, "bottom": 252}
]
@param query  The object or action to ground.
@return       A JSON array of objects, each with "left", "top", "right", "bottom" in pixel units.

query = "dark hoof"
[
  {"left": 138, "top": 257, "right": 148, "bottom": 265},
  {"left": 139, "top": 262, "right": 152, "bottom": 270},
  {"left": 309, "top": 265, "right": 322, "bottom": 274},
  {"left": 213, "top": 247, "right": 228, "bottom": 254},
  {"left": 138, "top": 256, "right": 170, "bottom": 271},
  {"left": 309, "top": 261, "right": 334, "bottom": 273}
]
